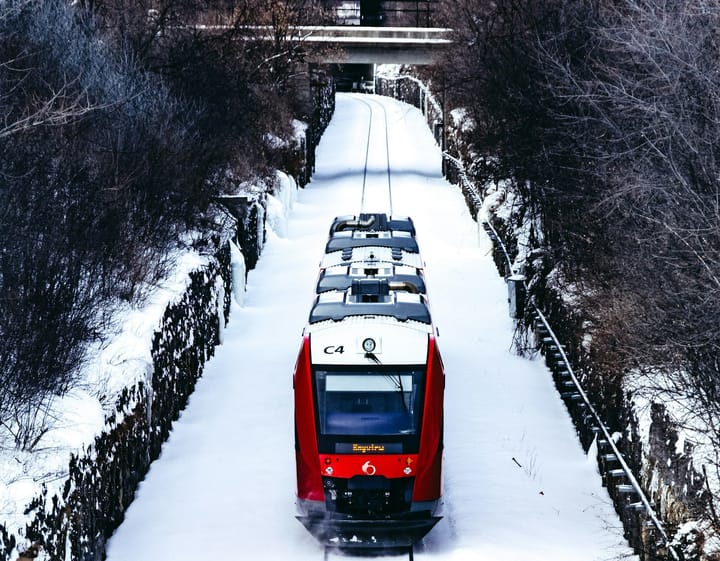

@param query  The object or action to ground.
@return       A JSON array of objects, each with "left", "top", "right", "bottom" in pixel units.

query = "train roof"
[
  {"left": 325, "top": 230, "right": 418, "bottom": 254},
  {"left": 316, "top": 264, "right": 426, "bottom": 294},
  {"left": 328, "top": 213, "right": 416, "bottom": 236},
  {"left": 309, "top": 214, "right": 433, "bottom": 326},
  {"left": 325, "top": 213, "right": 419, "bottom": 254},
  {"left": 308, "top": 278, "right": 431, "bottom": 325},
  {"left": 320, "top": 245, "right": 424, "bottom": 269}
]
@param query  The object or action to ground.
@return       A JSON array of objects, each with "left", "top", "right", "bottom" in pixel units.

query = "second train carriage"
[{"left": 294, "top": 213, "right": 445, "bottom": 549}]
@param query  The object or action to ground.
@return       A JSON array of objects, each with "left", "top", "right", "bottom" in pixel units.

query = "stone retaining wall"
[{"left": 3, "top": 239, "right": 234, "bottom": 561}]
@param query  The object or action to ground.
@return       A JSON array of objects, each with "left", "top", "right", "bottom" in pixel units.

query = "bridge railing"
[
  {"left": 327, "top": 0, "right": 441, "bottom": 27},
  {"left": 187, "top": 0, "right": 441, "bottom": 28}
]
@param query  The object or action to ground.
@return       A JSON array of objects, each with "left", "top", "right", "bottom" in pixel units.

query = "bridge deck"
[
  {"left": 196, "top": 25, "right": 452, "bottom": 64},
  {"left": 299, "top": 26, "right": 451, "bottom": 64}
]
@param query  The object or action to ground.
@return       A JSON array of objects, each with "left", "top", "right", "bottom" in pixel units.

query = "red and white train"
[{"left": 293, "top": 213, "right": 445, "bottom": 551}]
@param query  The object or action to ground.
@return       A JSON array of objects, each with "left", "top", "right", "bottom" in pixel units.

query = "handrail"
[
  {"left": 458, "top": 158, "right": 677, "bottom": 553},
  {"left": 481, "top": 218, "right": 680, "bottom": 561},
  {"left": 378, "top": 74, "right": 443, "bottom": 120}
]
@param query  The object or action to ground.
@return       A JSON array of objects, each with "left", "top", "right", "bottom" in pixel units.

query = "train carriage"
[{"left": 294, "top": 214, "right": 445, "bottom": 551}]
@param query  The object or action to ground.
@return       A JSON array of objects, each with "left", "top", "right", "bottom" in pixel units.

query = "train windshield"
[{"left": 314, "top": 367, "right": 425, "bottom": 441}]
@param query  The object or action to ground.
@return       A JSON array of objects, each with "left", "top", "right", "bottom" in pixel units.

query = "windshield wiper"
[
  {"left": 364, "top": 352, "right": 411, "bottom": 416},
  {"left": 365, "top": 351, "right": 382, "bottom": 364},
  {"left": 384, "top": 372, "right": 409, "bottom": 415}
]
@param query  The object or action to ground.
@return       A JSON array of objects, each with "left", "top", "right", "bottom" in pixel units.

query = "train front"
[{"left": 294, "top": 279, "right": 445, "bottom": 549}]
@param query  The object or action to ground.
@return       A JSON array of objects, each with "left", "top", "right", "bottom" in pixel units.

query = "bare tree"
[
  {"left": 0, "top": 0, "right": 204, "bottom": 449},
  {"left": 0, "top": 0, "right": 330, "bottom": 450},
  {"left": 436, "top": 0, "right": 720, "bottom": 542}
]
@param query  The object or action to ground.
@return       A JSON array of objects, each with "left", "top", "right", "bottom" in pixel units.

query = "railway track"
[
  {"left": 105, "top": 93, "right": 637, "bottom": 561},
  {"left": 354, "top": 95, "right": 394, "bottom": 216},
  {"left": 300, "top": 96, "right": 434, "bottom": 561}
]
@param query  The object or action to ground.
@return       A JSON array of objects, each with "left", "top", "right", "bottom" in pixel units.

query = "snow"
[
  {"left": 0, "top": 249, "right": 213, "bottom": 557},
  {"left": 265, "top": 170, "right": 298, "bottom": 238},
  {"left": 34, "top": 93, "right": 632, "bottom": 561}
]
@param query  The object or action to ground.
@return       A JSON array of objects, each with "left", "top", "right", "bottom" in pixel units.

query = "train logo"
[{"left": 293, "top": 213, "right": 445, "bottom": 553}]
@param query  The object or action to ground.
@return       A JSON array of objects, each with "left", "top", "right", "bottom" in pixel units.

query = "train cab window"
[{"left": 314, "top": 368, "right": 424, "bottom": 449}]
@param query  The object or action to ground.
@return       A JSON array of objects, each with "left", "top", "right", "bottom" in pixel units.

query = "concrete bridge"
[
  {"left": 197, "top": 24, "right": 452, "bottom": 65},
  {"left": 297, "top": 26, "right": 452, "bottom": 65}
]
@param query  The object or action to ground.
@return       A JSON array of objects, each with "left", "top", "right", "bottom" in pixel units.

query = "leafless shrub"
[
  {"left": 0, "top": 0, "right": 326, "bottom": 449},
  {"left": 0, "top": 0, "right": 207, "bottom": 448}
]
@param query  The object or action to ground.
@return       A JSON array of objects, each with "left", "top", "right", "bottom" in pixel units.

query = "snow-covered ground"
[
  {"left": 104, "top": 94, "right": 637, "bottom": 561},
  {"left": 0, "top": 249, "right": 212, "bottom": 556}
]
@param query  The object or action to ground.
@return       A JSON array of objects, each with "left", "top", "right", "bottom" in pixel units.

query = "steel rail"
[
  {"left": 372, "top": 97, "right": 394, "bottom": 216},
  {"left": 358, "top": 96, "right": 373, "bottom": 215}
]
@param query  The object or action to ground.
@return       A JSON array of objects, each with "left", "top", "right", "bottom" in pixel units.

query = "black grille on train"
[{"left": 322, "top": 476, "right": 414, "bottom": 516}]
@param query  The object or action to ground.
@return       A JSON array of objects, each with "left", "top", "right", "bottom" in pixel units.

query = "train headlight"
[{"left": 362, "top": 337, "right": 376, "bottom": 353}]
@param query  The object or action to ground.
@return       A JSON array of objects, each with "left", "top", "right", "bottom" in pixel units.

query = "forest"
[
  {"left": 436, "top": 0, "right": 720, "bottom": 550},
  {"left": 0, "top": 0, "right": 335, "bottom": 448}
]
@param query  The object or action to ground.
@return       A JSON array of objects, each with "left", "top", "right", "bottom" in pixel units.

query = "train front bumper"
[{"left": 296, "top": 511, "right": 441, "bottom": 548}]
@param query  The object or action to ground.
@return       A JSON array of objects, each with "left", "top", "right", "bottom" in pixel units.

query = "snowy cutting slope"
[{"left": 105, "top": 94, "right": 636, "bottom": 561}]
